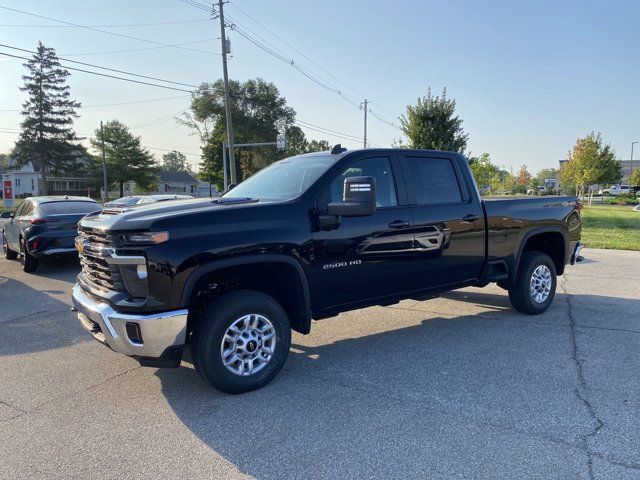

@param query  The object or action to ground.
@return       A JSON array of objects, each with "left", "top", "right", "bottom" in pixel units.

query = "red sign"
[{"left": 3, "top": 180, "right": 11, "bottom": 201}]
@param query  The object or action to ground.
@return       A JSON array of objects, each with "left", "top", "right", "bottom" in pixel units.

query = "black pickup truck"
[{"left": 72, "top": 147, "right": 583, "bottom": 393}]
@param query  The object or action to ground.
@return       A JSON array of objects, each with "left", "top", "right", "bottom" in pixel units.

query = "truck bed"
[{"left": 483, "top": 196, "right": 582, "bottom": 275}]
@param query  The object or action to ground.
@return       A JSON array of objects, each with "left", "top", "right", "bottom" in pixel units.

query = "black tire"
[
  {"left": 508, "top": 251, "right": 556, "bottom": 315},
  {"left": 19, "top": 238, "right": 38, "bottom": 273},
  {"left": 3, "top": 232, "right": 17, "bottom": 260},
  {"left": 192, "top": 290, "right": 291, "bottom": 394}
]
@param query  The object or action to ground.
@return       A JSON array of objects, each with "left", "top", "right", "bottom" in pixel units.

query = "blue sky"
[{"left": 0, "top": 0, "right": 638, "bottom": 172}]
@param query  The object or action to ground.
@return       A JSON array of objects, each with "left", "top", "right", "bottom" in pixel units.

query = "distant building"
[
  {"left": 2, "top": 151, "right": 95, "bottom": 198},
  {"left": 197, "top": 180, "right": 219, "bottom": 197},
  {"left": 153, "top": 171, "right": 200, "bottom": 196}
]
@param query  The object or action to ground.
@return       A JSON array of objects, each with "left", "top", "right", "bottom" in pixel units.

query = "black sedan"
[{"left": 1, "top": 196, "right": 101, "bottom": 272}]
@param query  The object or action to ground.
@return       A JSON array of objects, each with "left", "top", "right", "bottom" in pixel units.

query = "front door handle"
[
  {"left": 463, "top": 214, "right": 480, "bottom": 222},
  {"left": 388, "top": 220, "right": 411, "bottom": 229}
]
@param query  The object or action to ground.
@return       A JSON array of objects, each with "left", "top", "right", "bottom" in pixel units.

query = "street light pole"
[
  {"left": 100, "top": 121, "right": 108, "bottom": 203},
  {"left": 631, "top": 141, "right": 638, "bottom": 184}
]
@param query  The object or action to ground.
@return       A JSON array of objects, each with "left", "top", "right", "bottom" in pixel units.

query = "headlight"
[{"left": 124, "top": 231, "right": 169, "bottom": 245}]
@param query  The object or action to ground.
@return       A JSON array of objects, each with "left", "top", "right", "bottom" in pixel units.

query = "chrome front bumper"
[
  {"left": 570, "top": 242, "right": 585, "bottom": 265},
  {"left": 71, "top": 284, "right": 188, "bottom": 359}
]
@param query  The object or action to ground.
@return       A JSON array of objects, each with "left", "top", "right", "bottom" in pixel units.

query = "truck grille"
[{"left": 77, "top": 226, "right": 125, "bottom": 292}]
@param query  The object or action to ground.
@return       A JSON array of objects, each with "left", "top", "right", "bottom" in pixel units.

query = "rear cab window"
[
  {"left": 39, "top": 201, "right": 100, "bottom": 215},
  {"left": 401, "top": 156, "right": 464, "bottom": 205}
]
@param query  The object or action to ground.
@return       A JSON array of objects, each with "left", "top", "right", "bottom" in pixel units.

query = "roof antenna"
[{"left": 330, "top": 144, "right": 347, "bottom": 155}]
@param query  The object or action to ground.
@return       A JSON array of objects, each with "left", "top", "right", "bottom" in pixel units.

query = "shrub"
[{"left": 604, "top": 194, "right": 639, "bottom": 206}]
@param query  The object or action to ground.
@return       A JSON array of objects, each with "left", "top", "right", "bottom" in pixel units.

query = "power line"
[
  {"left": 294, "top": 120, "right": 382, "bottom": 147},
  {"left": 228, "top": 3, "right": 367, "bottom": 101},
  {"left": 0, "top": 18, "right": 212, "bottom": 27},
  {"left": 369, "top": 109, "right": 402, "bottom": 130},
  {"left": 0, "top": 44, "right": 200, "bottom": 88},
  {"left": 0, "top": 51, "right": 194, "bottom": 92},
  {"left": 61, "top": 38, "right": 217, "bottom": 57},
  {"left": 0, "top": 5, "right": 216, "bottom": 55},
  {"left": 177, "top": 0, "right": 213, "bottom": 13},
  {"left": 0, "top": 95, "right": 190, "bottom": 113}
]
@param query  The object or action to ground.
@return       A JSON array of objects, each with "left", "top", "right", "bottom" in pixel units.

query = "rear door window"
[
  {"left": 39, "top": 201, "right": 100, "bottom": 215},
  {"left": 402, "top": 156, "right": 463, "bottom": 205}
]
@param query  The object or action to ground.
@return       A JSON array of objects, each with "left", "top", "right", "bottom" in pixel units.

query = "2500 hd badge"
[{"left": 322, "top": 259, "right": 362, "bottom": 270}]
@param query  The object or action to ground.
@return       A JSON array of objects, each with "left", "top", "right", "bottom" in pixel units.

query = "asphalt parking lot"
[{"left": 1, "top": 246, "right": 639, "bottom": 480}]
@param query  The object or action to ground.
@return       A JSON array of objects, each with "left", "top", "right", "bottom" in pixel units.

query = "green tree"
[
  {"left": 90, "top": 120, "right": 157, "bottom": 197},
  {"left": 283, "top": 125, "right": 309, "bottom": 156},
  {"left": 399, "top": 87, "right": 469, "bottom": 153},
  {"left": 306, "top": 139, "right": 331, "bottom": 152},
  {"left": 0, "top": 153, "right": 8, "bottom": 171},
  {"left": 180, "top": 78, "right": 296, "bottom": 187},
  {"left": 631, "top": 168, "right": 640, "bottom": 187},
  {"left": 559, "top": 132, "right": 621, "bottom": 196},
  {"left": 161, "top": 150, "right": 188, "bottom": 172},
  {"left": 13, "top": 42, "right": 82, "bottom": 194},
  {"left": 469, "top": 153, "right": 502, "bottom": 194}
]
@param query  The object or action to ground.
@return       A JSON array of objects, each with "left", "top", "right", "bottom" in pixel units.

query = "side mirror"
[
  {"left": 327, "top": 176, "right": 377, "bottom": 217},
  {"left": 1, "top": 211, "right": 13, "bottom": 219}
]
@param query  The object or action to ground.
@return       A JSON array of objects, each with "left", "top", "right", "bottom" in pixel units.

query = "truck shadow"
[{"left": 155, "top": 290, "right": 640, "bottom": 479}]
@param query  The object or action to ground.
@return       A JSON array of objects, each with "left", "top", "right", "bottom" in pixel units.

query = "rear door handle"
[
  {"left": 388, "top": 220, "right": 411, "bottom": 229},
  {"left": 463, "top": 214, "right": 480, "bottom": 222}
]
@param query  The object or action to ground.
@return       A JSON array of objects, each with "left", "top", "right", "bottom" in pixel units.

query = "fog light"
[
  {"left": 136, "top": 264, "right": 147, "bottom": 279},
  {"left": 126, "top": 322, "right": 143, "bottom": 344}
]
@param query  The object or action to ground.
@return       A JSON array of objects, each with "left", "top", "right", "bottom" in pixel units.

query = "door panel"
[
  {"left": 401, "top": 155, "right": 485, "bottom": 290},
  {"left": 5, "top": 202, "right": 24, "bottom": 248},
  {"left": 310, "top": 155, "right": 415, "bottom": 311},
  {"left": 311, "top": 207, "right": 415, "bottom": 310}
]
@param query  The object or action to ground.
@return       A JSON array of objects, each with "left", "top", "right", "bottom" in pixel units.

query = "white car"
[{"left": 600, "top": 185, "right": 630, "bottom": 196}]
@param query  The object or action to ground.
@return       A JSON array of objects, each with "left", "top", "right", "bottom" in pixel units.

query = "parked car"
[
  {"left": 72, "top": 146, "right": 583, "bottom": 394},
  {"left": 599, "top": 185, "right": 630, "bottom": 196},
  {"left": 104, "top": 196, "right": 143, "bottom": 208},
  {"left": 2, "top": 196, "right": 101, "bottom": 272},
  {"left": 135, "top": 194, "right": 194, "bottom": 205}
]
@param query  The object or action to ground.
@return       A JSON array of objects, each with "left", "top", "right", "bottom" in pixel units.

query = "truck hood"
[{"left": 79, "top": 197, "right": 261, "bottom": 231}]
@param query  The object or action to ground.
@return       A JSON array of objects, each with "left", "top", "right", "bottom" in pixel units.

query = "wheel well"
[
  {"left": 521, "top": 232, "right": 565, "bottom": 275},
  {"left": 187, "top": 262, "right": 310, "bottom": 334}
]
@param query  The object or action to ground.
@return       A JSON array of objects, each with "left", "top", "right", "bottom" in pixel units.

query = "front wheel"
[
  {"left": 192, "top": 290, "right": 292, "bottom": 394},
  {"left": 508, "top": 251, "right": 557, "bottom": 315}
]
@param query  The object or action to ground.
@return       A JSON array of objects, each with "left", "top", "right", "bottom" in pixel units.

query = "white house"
[
  {"left": 153, "top": 171, "right": 200, "bottom": 196},
  {"left": 2, "top": 161, "right": 39, "bottom": 197}
]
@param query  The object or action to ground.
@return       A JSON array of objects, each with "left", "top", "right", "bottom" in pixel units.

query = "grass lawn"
[{"left": 581, "top": 205, "right": 640, "bottom": 251}]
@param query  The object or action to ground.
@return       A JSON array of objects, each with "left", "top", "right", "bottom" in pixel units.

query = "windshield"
[{"left": 223, "top": 154, "right": 338, "bottom": 201}]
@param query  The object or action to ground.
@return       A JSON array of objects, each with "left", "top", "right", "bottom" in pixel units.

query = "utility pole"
[
  {"left": 631, "top": 141, "right": 638, "bottom": 183},
  {"left": 361, "top": 99, "right": 368, "bottom": 148},
  {"left": 100, "top": 121, "right": 108, "bottom": 203},
  {"left": 218, "top": 0, "right": 236, "bottom": 184}
]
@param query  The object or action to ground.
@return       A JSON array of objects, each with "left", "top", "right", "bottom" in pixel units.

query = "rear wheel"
[
  {"left": 3, "top": 232, "right": 17, "bottom": 260},
  {"left": 192, "top": 290, "right": 291, "bottom": 394},
  {"left": 508, "top": 251, "right": 556, "bottom": 315},
  {"left": 19, "top": 238, "right": 38, "bottom": 273}
]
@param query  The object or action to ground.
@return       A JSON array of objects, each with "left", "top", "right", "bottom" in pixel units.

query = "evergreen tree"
[
  {"left": 399, "top": 87, "right": 469, "bottom": 153},
  {"left": 14, "top": 42, "right": 82, "bottom": 194},
  {"left": 90, "top": 120, "right": 158, "bottom": 197}
]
